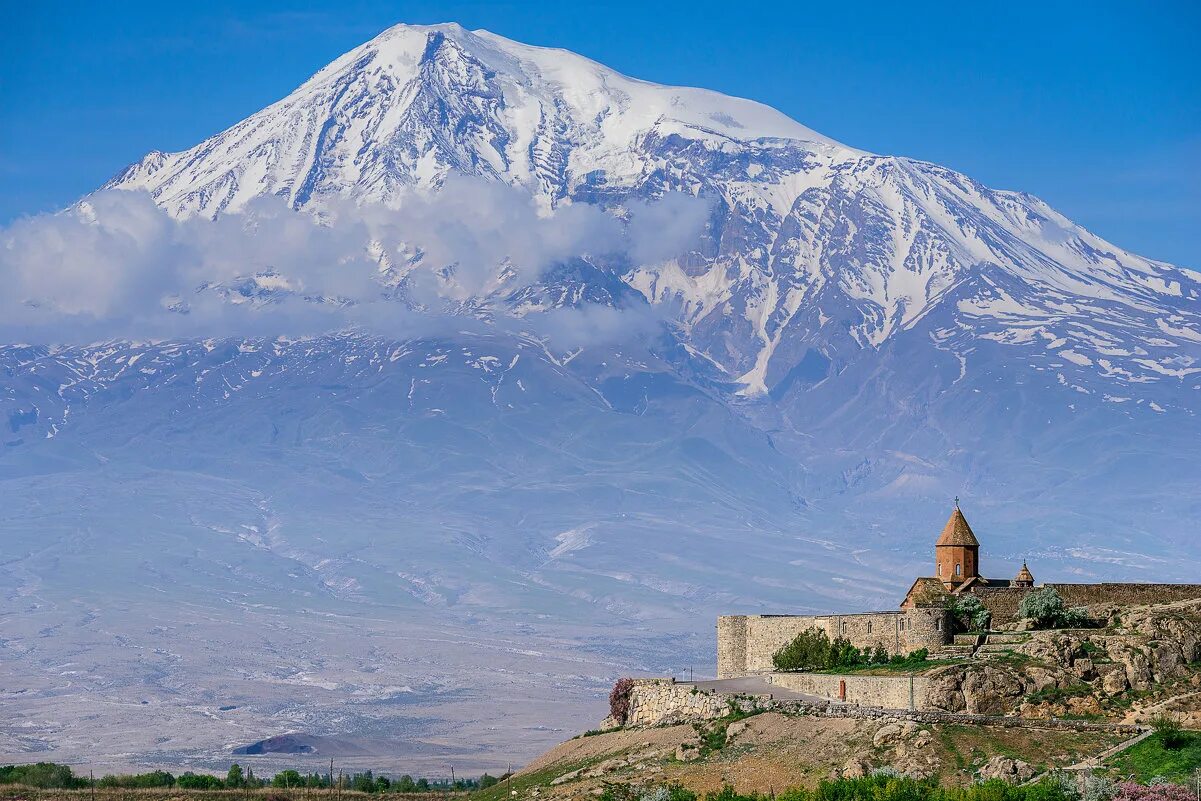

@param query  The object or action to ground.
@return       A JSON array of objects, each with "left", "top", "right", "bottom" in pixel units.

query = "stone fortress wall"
[
  {"left": 715, "top": 507, "right": 1201, "bottom": 695},
  {"left": 970, "top": 583, "right": 1201, "bottom": 625},
  {"left": 769, "top": 672, "right": 932, "bottom": 710},
  {"left": 717, "top": 608, "right": 949, "bottom": 678}
]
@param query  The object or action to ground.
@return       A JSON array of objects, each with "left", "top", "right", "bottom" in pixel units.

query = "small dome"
[{"left": 1015, "top": 562, "right": 1034, "bottom": 585}]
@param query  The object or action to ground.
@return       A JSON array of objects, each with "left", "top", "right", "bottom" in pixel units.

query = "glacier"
[{"left": 2, "top": 21, "right": 1199, "bottom": 775}]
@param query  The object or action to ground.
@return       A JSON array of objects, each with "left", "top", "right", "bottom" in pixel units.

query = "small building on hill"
[{"left": 716, "top": 503, "right": 1201, "bottom": 679}]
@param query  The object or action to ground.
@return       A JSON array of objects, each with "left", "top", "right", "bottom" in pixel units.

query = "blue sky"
[{"left": 2, "top": 0, "right": 1198, "bottom": 266}]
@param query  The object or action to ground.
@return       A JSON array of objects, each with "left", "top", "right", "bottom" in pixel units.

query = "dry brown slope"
[{"left": 511, "top": 713, "right": 1121, "bottom": 799}]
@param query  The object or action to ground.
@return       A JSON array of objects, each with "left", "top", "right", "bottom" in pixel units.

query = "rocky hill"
[{"left": 923, "top": 599, "right": 1201, "bottom": 722}]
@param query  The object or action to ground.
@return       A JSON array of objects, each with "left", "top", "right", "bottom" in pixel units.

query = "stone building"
[{"left": 716, "top": 503, "right": 1201, "bottom": 679}]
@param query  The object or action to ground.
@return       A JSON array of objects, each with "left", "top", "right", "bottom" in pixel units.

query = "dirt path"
[{"left": 1122, "top": 690, "right": 1201, "bottom": 724}]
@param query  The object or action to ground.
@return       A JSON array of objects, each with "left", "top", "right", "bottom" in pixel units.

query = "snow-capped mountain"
[
  {"left": 107, "top": 23, "right": 1200, "bottom": 400},
  {"left": 108, "top": 23, "right": 845, "bottom": 214},
  {"left": 3, "top": 22, "right": 1200, "bottom": 773}
]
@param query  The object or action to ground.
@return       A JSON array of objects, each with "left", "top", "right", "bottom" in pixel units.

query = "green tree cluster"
[
  {"left": 771, "top": 628, "right": 927, "bottom": 672},
  {"left": 949, "top": 595, "right": 991, "bottom": 632},
  {"left": 0, "top": 762, "right": 498, "bottom": 794},
  {"left": 0, "top": 763, "right": 86, "bottom": 789}
]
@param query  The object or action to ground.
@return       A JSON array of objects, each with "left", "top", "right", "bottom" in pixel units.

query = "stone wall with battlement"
[
  {"left": 717, "top": 609, "right": 950, "bottom": 678},
  {"left": 971, "top": 583, "right": 1201, "bottom": 625}
]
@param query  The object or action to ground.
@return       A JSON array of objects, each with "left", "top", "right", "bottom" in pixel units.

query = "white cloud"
[{"left": 0, "top": 179, "right": 708, "bottom": 344}]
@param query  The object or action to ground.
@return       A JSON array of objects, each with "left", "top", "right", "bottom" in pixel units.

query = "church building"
[{"left": 901, "top": 502, "right": 1035, "bottom": 609}]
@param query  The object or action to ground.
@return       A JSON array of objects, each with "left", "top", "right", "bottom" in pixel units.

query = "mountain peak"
[
  {"left": 106, "top": 22, "right": 851, "bottom": 217},
  {"left": 99, "top": 23, "right": 1199, "bottom": 399}
]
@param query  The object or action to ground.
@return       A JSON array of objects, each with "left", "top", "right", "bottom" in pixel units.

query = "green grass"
[
  {"left": 468, "top": 756, "right": 605, "bottom": 801},
  {"left": 1108, "top": 731, "right": 1201, "bottom": 783},
  {"left": 986, "top": 651, "right": 1048, "bottom": 670},
  {"left": 1025, "top": 683, "right": 1092, "bottom": 705},
  {"left": 692, "top": 708, "right": 764, "bottom": 755}
]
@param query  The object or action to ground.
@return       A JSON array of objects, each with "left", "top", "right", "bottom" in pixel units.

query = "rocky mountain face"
[{"left": 2, "top": 21, "right": 1199, "bottom": 771}]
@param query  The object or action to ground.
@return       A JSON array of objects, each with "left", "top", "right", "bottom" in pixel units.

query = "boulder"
[
  {"left": 1023, "top": 666, "right": 1061, "bottom": 693},
  {"left": 924, "top": 669, "right": 968, "bottom": 712},
  {"left": 1096, "top": 663, "right": 1129, "bottom": 694},
  {"left": 674, "top": 744, "right": 701, "bottom": 762},
  {"left": 1064, "top": 695, "right": 1103, "bottom": 717},
  {"left": 840, "top": 757, "right": 870, "bottom": 779},
  {"left": 962, "top": 666, "right": 1025, "bottom": 715},
  {"left": 978, "top": 756, "right": 1036, "bottom": 784},
  {"left": 1116, "top": 645, "right": 1154, "bottom": 691},
  {"left": 872, "top": 721, "right": 918, "bottom": 747},
  {"left": 551, "top": 769, "right": 582, "bottom": 786}
]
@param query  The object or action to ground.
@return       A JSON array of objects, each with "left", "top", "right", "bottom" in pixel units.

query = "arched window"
[
  {"left": 867, "top": 621, "right": 873, "bottom": 634},
  {"left": 955, "top": 563, "right": 962, "bottom": 576}
]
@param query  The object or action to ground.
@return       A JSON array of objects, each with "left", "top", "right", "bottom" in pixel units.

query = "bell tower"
[{"left": 936, "top": 500, "right": 980, "bottom": 587}]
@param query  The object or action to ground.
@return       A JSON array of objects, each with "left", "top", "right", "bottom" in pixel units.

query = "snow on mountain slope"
[{"left": 104, "top": 23, "right": 1200, "bottom": 402}]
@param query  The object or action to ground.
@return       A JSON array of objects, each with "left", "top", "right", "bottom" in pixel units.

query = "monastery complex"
[{"left": 717, "top": 504, "right": 1201, "bottom": 678}]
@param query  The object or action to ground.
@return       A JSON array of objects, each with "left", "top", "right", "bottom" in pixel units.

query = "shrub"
[
  {"left": 604, "top": 781, "right": 700, "bottom": 801},
  {"left": 598, "top": 775, "right": 1201, "bottom": 801},
  {"left": 177, "top": 773, "right": 224, "bottom": 790},
  {"left": 1080, "top": 773, "right": 1117, "bottom": 801},
  {"left": 1150, "top": 714, "right": 1187, "bottom": 750},
  {"left": 609, "top": 677, "right": 636, "bottom": 724},
  {"left": 96, "top": 770, "right": 176, "bottom": 789},
  {"left": 1113, "top": 782, "right": 1196, "bottom": 801},
  {"left": 272, "top": 770, "right": 304, "bottom": 789},
  {"left": 829, "top": 637, "right": 863, "bottom": 669},
  {"left": 1019, "top": 588, "right": 1087, "bottom": 629}
]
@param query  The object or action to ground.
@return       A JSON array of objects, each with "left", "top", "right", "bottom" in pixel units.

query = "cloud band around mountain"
[{"left": 0, "top": 177, "right": 711, "bottom": 345}]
